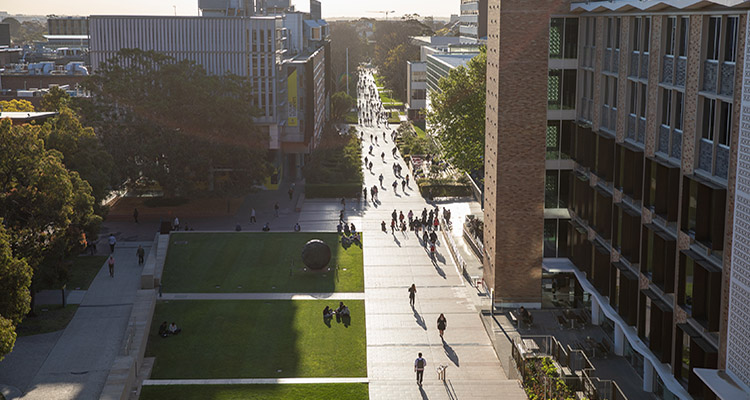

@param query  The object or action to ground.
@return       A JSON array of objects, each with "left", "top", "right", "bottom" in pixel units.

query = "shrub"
[
  {"left": 305, "top": 183, "right": 362, "bottom": 198},
  {"left": 416, "top": 178, "right": 472, "bottom": 199}
]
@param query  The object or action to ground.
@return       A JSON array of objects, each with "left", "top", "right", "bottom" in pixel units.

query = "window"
[
  {"left": 666, "top": 17, "right": 676, "bottom": 56},
  {"left": 550, "top": 18, "right": 564, "bottom": 58},
  {"left": 564, "top": 18, "right": 579, "bottom": 58},
  {"left": 678, "top": 17, "right": 689, "bottom": 57},
  {"left": 725, "top": 16, "right": 738, "bottom": 62},
  {"left": 639, "top": 83, "right": 647, "bottom": 118},
  {"left": 547, "top": 120, "right": 560, "bottom": 159},
  {"left": 661, "top": 89, "right": 672, "bottom": 126},
  {"left": 719, "top": 101, "right": 732, "bottom": 146},
  {"left": 615, "top": 17, "right": 621, "bottom": 50},
  {"left": 702, "top": 97, "right": 716, "bottom": 141},
  {"left": 675, "top": 92, "right": 684, "bottom": 131},
  {"left": 629, "top": 81, "right": 638, "bottom": 114},
  {"left": 632, "top": 18, "right": 641, "bottom": 51},
  {"left": 607, "top": 17, "right": 613, "bottom": 49},
  {"left": 562, "top": 70, "right": 577, "bottom": 109},
  {"left": 707, "top": 17, "right": 721, "bottom": 60},
  {"left": 548, "top": 69, "right": 562, "bottom": 109},
  {"left": 643, "top": 18, "right": 651, "bottom": 52},
  {"left": 545, "top": 170, "right": 559, "bottom": 208}
]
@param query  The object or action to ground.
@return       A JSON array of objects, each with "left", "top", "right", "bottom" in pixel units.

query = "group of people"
[
  {"left": 322, "top": 302, "right": 351, "bottom": 320},
  {"left": 357, "top": 70, "right": 390, "bottom": 127},
  {"left": 383, "top": 207, "right": 442, "bottom": 236},
  {"left": 158, "top": 321, "right": 182, "bottom": 337}
]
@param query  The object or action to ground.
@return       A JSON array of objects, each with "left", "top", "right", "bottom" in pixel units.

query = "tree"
[
  {"left": 427, "top": 47, "right": 486, "bottom": 173},
  {"left": 39, "top": 104, "right": 115, "bottom": 210},
  {"left": 372, "top": 19, "right": 432, "bottom": 100},
  {"left": 81, "top": 49, "right": 269, "bottom": 196},
  {"left": 0, "top": 223, "right": 32, "bottom": 361},
  {"left": 330, "top": 91, "right": 355, "bottom": 122},
  {"left": 0, "top": 99, "right": 35, "bottom": 112},
  {"left": 40, "top": 86, "right": 70, "bottom": 112},
  {"left": 329, "top": 21, "right": 371, "bottom": 94},
  {"left": 0, "top": 118, "right": 99, "bottom": 315}
]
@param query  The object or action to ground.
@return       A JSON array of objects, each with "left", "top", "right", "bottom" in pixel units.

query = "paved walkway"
[
  {"left": 356, "top": 71, "right": 525, "bottom": 400},
  {"left": 143, "top": 377, "right": 369, "bottom": 385},
  {"left": 0, "top": 242, "right": 153, "bottom": 400},
  {"left": 160, "top": 293, "right": 365, "bottom": 300}
]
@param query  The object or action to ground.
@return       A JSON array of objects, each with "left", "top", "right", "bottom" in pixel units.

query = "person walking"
[
  {"left": 274, "top": 203, "right": 280, "bottom": 217},
  {"left": 392, "top": 180, "right": 398, "bottom": 193},
  {"left": 379, "top": 174, "right": 384, "bottom": 187},
  {"left": 136, "top": 245, "right": 145, "bottom": 265},
  {"left": 250, "top": 208, "right": 257, "bottom": 223},
  {"left": 108, "top": 234, "right": 117, "bottom": 254},
  {"left": 108, "top": 255, "right": 115, "bottom": 277},
  {"left": 381, "top": 221, "right": 387, "bottom": 232},
  {"left": 288, "top": 186, "right": 294, "bottom": 200},
  {"left": 408, "top": 284, "right": 417, "bottom": 307},
  {"left": 363, "top": 188, "right": 367, "bottom": 202},
  {"left": 133, "top": 208, "right": 139, "bottom": 223},
  {"left": 437, "top": 313, "right": 447, "bottom": 338},
  {"left": 401, "top": 179, "right": 406, "bottom": 192},
  {"left": 415, "top": 353, "right": 426, "bottom": 385},
  {"left": 173, "top": 216, "right": 180, "bottom": 231}
]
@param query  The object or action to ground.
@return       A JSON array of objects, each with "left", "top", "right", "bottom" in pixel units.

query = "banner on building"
[{"left": 288, "top": 69, "right": 298, "bottom": 127}]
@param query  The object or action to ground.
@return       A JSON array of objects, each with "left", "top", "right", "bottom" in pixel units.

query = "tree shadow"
[
  {"left": 443, "top": 342, "right": 459, "bottom": 366},
  {"left": 413, "top": 308, "right": 427, "bottom": 330}
]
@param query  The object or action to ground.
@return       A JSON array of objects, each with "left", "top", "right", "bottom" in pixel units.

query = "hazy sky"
[{"left": 3, "top": 0, "right": 456, "bottom": 19}]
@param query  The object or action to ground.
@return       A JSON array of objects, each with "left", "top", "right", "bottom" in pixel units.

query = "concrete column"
[
  {"left": 614, "top": 323, "right": 625, "bottom": 356},
  {"left": 643, "top": 361, "right": 654, "bottom": 392},
  {"left": 591, "top": 297, "right": 601, "bottom": 325}
]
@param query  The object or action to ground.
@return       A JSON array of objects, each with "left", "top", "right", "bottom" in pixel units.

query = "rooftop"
[{"left": 428, "top": 53, "right": 478, "bottom": 68}]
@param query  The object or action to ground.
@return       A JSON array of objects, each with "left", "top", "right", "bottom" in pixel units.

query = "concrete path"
[
  {"left": 357, "top": 71, "right": 525, "bottom": 400},
  {"left": 14, "top": 242, "right": 153, "bottom": 400},
  {"left": 160, "top": 293, "right": 365, "bottom": 301},
  {"left": 143, "top": 377, "right": 369, "bottom": 385}
]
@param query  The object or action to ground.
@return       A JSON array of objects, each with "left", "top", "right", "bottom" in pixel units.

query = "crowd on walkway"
[{"left": 357, "top": 70, "right": 391, "bottom": 127}]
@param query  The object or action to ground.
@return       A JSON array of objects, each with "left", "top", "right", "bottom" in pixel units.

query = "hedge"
[
  {"left": 417, "top": 182, "right": 472, "bottom": 199},
  {"left": 305, "top": 183, "right": 363, "bottom": 199}
]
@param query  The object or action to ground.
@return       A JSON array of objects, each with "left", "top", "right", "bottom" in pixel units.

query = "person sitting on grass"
[
  {"left": 262, "top": 223, "right": 271, "bottom": 232},
  {"left": 168, "top": 322, "right": 182, "bottom": 335},
  {"left": 158, "top": 321, "right": 169, "bottom": 337},
  {"left": 323, "top": 306, "right": 333, "bottom": 319}
]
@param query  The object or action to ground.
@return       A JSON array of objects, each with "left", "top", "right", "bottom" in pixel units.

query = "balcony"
[
  {"left": 661, "top": 55, "right": 674, "bottom": 85},
  {"left": 671, "top": 130, "right": 683, "bottom": 160},
  {"left": 658, "top": 125, "right": 669, "bottom": 154},
  {"left": 675, "top": 57, "right": 687, "bottom": 87},
  {"left": 639, "top": 53, "right": 649, "bottom": 79},
  {"left": 703, "top": 60, "right": 718, "bottom": 92},
  {"left": 698, "top": 139, "right": 713, "bottom": 173},
  {"left": 720, "top": 63, "right": 735, "bottom": 96}
]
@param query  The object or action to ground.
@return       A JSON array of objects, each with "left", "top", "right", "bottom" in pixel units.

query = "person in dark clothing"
[
  {"left": 437, "top": 314, "right": 447, "bottom": 338},
  {"left": 136, "top": 245, "right": 145, "bottom": 265},
  {"left": 133, "top": 208, "right": 139, "bottom": 223},
  {"left": 408, "top": 284, "right": 417, "bottom": 307}
]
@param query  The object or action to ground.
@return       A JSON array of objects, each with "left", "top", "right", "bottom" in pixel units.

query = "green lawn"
[
  {"left": 413, "top": 124, "right": 426, "bottom": 139},
  {"left": 17, "top": 305, "right": 79, "bottom": 337},
  {"left": 161, "top": 233, "right": 364, "bottom": 293},
  {"left": 146, "top": 300, "right": 366, "bottom": 379},
  {"left": 379, "top": 91, "right": 404, "bottom": 107},
  {"left": 140, "top": 383, "right": 369, "bottom": 400},
  {"left": 68, "top": 255, "right": 108, "bottom": 290}
]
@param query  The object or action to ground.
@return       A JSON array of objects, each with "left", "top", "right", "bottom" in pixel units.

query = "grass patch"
[
  {"left": 161, "top": 233, "right": 364, "bottom": 293},
  {"left": 140, "top": 383, "right": 369, "bottom": 400},
  {"left": 17, "top": 305, "right": 79, "bottom": 337},
  {"left": 373, "top": 74, "right": 385, "bottom": 87},
  {"left": 146, "top": 300, "right": 366, "bottom": 379},
  {"left": 67, "top": 255, "right": 107, "bottom": 290},
  {"left": 413, "top": 124, "right": 426, "bottom": 139},
  {"left": 344, "top": 111, "right": 358, "bottom": 124},
  {"left": 378, "top": 90, "right": 404, "bottom": 107}
]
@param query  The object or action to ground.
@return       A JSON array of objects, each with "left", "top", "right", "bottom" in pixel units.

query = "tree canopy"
[
  {"left": 427, "top": 47, "right": 486, "bottom": 173},
  {"left": 0, "top": 117, "right": 98, "bottom": 359},
  {"left": 0, "top": 99, "right": 35, "bottom": 112},
  {"left": 330, "top": 91, "right": 355, "bottom": 122},
  {"left": 80, "top": 49, "right": 269, "bottom": 196},
  {"left": 329, "top": 22, "right": 371, "bottom": 94},
  {"left": 372, "top": 19, "right": 432, "bottom": 100}
]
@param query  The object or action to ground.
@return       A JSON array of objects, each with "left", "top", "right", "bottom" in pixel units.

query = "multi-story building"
[
  {"left": 89, "top": 0, "right": 330, "bottom": 179},
  {"left": 459, "top": 0, "right": 487, "bottom": 41},
  {"left": 484, "top": 0, "right": 750, "bottom": 398},
  {"left": 406, "top": 61, "right": 426, "bottom": 120}
]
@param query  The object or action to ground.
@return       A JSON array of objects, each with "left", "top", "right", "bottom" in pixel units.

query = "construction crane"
[{"left": 367, "top": 10, "right": 396, "bottom": 20}]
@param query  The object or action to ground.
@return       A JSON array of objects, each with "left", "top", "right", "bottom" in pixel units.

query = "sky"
[{"left": 2, "top": 0, "right": 456, "bottom": 19}]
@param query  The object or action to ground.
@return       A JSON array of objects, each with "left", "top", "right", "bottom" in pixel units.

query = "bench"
[{"left": 508, "top": 311, "right": 518, "bottom": 326}]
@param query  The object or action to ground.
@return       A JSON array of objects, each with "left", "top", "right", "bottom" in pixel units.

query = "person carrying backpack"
[{"left": 414, "top": 353, "right": 426, "bottom": 385}]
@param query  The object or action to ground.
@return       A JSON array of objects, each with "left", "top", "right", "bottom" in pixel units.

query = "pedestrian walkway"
[
  {"left": 355, "top": 70, "right": 525, "bottom": 400},
  {"left": 11, "top": 242, "right": 153, "bottom": 400},
  {"left": 143, "top": 377, "right": 369, "bottom": 385},
  {"left": 159, "top": 292, "right": 365, "bottom": 301}
]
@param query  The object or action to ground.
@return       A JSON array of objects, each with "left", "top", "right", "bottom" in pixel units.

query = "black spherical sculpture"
[{"left": 301, "top": 240, "right": 332, "bottom": 270}]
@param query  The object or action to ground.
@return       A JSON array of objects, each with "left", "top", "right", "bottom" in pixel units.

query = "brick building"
[{"left": 484, "top": 0, "right": 750, "bottom": 398}]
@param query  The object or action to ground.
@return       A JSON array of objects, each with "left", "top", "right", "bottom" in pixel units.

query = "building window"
[
  {"left": 665, "top": 17, "right": 676, "bottom": 56},
  {"left": 661, "top": 89, "right": 672, "bottom": 126},
  {"left": 725, "top": 16, "right": 738, "bottom": 62},
  {"left": 719, "top": 101, "right": 732, "bottom": 146},
  {"left": 544, "top": 219, "right": 557, "bottom": 258},
  {"left": 632, "top": 18, "right": 641, "bottom": 52},
  {"left": 707, "top": 17, "right": 720, "bottom": 61},
  {"left": 701, "top": 97, "right": 716, "bottom": 141},
  {"left": 547, "top": 120, "right": 560, "bottom": 160},
  {"left": 545, "top": 170, "right": 559, "bottom": 208},
  {"left": 678, "top": 17, "right": 689, "bottom": 57},
  {"left": 674, "top": 91, "right": 684, "bottom": 131}
]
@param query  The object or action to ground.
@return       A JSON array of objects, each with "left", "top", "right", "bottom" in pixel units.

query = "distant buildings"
[
  {"left": 89, "top": 0, "right": 331, "bottom": 179},
  {"left": 459, "top": 0, "right": 487, "bottom": 41}
]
